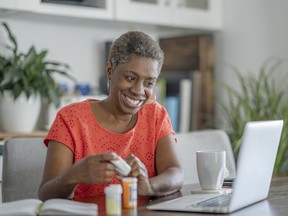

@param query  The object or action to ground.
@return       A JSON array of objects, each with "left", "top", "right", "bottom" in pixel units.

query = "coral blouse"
[{"left": 44, "top": 99, "right": 174, "bottom": 199}]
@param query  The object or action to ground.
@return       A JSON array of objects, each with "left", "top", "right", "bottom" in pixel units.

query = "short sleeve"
[{"left": 44, "top": 106, "right": 76, "bottom": 153}]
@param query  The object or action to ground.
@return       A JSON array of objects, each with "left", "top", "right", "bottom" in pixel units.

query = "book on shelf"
[
  {"left": 166, "top": 95, "right": 180, "bottom": 133},
  {"left": 157, "top": 73, "right": 194, "bottom": 133},
  {"left": 179, "top": 79, "right": 192, "bottom": 133},
  {"left": 157, "top": 69, "right": 213, "bottom": 132},
  {"left": 165, "top": 79, "right": 181, "bottom": 132},
  {"left": 0, "top": 198, "right": 98, "bottom": 216}
]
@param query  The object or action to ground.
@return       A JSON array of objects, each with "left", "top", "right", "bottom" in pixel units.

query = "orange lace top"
[{"left": 44, "top": 99, "right": 174, "bottom": 199}]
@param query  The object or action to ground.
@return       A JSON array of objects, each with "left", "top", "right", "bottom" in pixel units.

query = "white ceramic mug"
[{"left": 196, "top": 150, "right": 229, "bottom": 190}]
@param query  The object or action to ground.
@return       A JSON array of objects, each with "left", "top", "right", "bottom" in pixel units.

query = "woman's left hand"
[{"left": 125, "top": 154, "right": 153, "bottom": 196}]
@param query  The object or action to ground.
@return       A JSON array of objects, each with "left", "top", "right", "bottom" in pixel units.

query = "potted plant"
[
  {"left": 0, "top": 22, "right": 75, "bottom": 133},
  {"left": 219, "top": 58, "right": 288, "bottom": 175}
]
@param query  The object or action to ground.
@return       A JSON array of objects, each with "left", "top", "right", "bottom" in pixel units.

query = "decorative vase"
[{"left": 0, "top": 91, "right": 41, "bottom": 133}]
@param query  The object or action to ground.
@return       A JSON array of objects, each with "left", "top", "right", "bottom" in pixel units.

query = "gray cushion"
[{"left": 2, "top": 137, "right": 46, "bottom": 202}]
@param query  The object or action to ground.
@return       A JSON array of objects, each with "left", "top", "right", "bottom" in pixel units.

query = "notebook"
[{"left": 147, "top": 120, "right": 284, "bottom": 213}]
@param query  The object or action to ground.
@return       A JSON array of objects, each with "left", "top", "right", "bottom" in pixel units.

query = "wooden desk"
[{"left": 78, "top": 177, "right": 288, "bottom": 216}]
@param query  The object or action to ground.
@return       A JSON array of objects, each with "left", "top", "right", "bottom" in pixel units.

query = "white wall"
[
  {"left": 215, "top": 0, "right": 288, "bottom": 128},
  {"left": 0, "top": 13, "right": 173, "bottom": 93},
  {"left": 0, "top": 12, "right": 196, "bottom": 130},
  {"left": 1, "top": 0, "right": 288, "bottom": 129}
]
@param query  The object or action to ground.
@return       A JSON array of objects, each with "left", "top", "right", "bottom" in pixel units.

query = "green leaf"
[
  {"left": 1, "top": 22, "right": 18, "bottom": 55},
  {"left": 0, "top": 22, "right": 76, "bottom": 107},
  {"left": 219, "top": 58, "right": 288, "bottom": 175}
]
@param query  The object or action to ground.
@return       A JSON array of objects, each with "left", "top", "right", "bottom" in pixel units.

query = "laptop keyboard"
[{"left": 191, "top": 193, "right": 232, "bottom": 207}]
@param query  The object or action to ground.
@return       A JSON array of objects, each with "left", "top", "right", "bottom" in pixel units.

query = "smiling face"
[{"left": 107, "top": 56, "right": 159, "bottom": 115}]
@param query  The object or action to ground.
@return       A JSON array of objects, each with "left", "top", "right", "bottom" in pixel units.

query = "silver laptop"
[{"left": 147, "top": 120, "right": 284, "bottom": 213}]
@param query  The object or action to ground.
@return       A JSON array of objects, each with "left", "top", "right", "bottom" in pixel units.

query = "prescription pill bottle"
[
  {"left": 104, "top": 184, "right": 123, "bottom": 215},
  {"left": 122, "top": 177, "right": 138, "bottom": 209}
]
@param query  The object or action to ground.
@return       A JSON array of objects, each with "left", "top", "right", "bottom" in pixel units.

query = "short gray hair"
[{"left": 108, "top": 31, "right": 164, "bottom": 73}]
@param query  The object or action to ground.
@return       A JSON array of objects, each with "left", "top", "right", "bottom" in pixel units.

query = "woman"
[{"left": 38, "top": 31, "right": 184, "bottom": 201}]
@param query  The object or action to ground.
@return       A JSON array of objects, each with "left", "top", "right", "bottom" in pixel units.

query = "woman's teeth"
[{"left": 126, "top": 96, "right": 140, "bottom": 105}]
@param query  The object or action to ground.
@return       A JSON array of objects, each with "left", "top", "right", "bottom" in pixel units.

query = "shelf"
[
  {"left": 158, "top": 34, "right": 214, "bottom": 131},
  {"left": 0, "top": 131, "right": 47, "bottom": 141},
  {"left": 0, "top": 0, "right": 223, "bottom": 31}
]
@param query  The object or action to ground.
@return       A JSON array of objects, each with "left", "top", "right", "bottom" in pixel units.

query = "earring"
[{"left": 107, "top": 79, "right": 111, "bottom": 94}]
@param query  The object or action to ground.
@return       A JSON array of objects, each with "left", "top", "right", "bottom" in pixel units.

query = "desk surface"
[{"left": 78, "top": 176, "right": 288, "bottom": 216}]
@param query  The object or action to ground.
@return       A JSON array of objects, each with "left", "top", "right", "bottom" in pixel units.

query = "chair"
[
  {"left": 2, "top": 137, "right": 47, "bottom": 202},
  {"left": 175, "top": 130, "right": 236, "bottom": 185},
  {"left": 1, "top": 131, "right": 235, "bottom": 201}
]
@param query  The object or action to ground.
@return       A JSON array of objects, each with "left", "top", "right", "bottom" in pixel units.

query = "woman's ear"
[
  {"left": 106, "top": 62, "right": 112, "bottom": 80},
  {"left": 106, "top": 63, "right": 112, "bottom": 94}
]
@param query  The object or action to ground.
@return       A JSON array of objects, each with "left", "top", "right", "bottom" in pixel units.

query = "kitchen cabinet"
[
  {"left": 6, "top": 0, "right": 114, "bottom": 20},
  {"left": 0, "top": 0, "right": 222, "bottom": 30},
  {"left": 115, "top": 0, "right": 222, "bottom": 30},
  {"left": 115, "top": 0, "right": 172, "bottom": 26},
  {"left": 170, "top": 0, "right": 222, "bottom": 30}
]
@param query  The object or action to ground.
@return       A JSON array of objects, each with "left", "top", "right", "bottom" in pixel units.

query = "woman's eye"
[
  {"left": 146, "top": 81, "right": 156, "bottom": 88},
  {"left": 125, "top": 76, "right": 136, "bottom": 82}
]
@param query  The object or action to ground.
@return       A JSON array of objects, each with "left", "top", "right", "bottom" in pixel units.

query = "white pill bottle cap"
[{"left": 104, "top": 184, "right": 123, "bottom": 194}]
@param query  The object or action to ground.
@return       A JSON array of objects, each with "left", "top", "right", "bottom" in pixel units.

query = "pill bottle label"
[
  {"left": 128, "top": 183, "right": 137, "bottom": 206},
  {"left": 106, "top": 196, "right": 121, "bottom": 215},
  {"left": 105, "top": 184, "right": 122, "bottom": 215}
]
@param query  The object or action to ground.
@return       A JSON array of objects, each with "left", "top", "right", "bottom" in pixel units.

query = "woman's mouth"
[{"left": 124, "top": 95, "right": 144, "bottom": 108}]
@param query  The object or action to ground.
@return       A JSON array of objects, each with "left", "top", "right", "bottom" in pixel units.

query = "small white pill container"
[{"left": 104, "top": 184, "right": 123, "bottom": 215}]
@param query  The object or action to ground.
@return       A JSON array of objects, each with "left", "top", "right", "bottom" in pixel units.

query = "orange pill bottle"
[{"left": 122, "top": 177, "right": 138, "bottom": 209}]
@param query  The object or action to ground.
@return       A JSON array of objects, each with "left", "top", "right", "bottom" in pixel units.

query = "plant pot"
[{"left": 0, "top": 92, "right": 41, "bottom": 133}]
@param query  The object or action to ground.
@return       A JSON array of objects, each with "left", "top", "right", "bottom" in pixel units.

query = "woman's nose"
[{"left": 131, "top": 81, "right": 144, "bottom": 94}]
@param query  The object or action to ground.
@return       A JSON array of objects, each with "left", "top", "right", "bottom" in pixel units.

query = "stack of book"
[{"left": 155, "top": 70, "right": 213, "bottom": 133}]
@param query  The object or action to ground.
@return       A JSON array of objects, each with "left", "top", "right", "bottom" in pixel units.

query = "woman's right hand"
[
  {"left": 39, "top": 142, "right": 120, "bottom": 201},
  {"left": 72, "top": 152, "right": 120, "bottom": 184}
]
